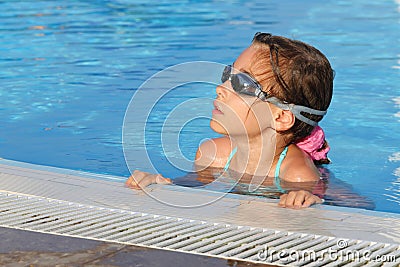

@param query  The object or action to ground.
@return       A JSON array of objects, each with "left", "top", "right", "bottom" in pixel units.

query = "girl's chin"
[{"left": 209, "top": 119, "right": 227, "bottom": 135}]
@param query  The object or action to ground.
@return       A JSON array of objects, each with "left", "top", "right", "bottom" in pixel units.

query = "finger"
[
  {"left": 155, "top": 174, "right": 172, "bottom": 185},
  {"left": 126, "top": 171, "right": 150, "bottom": 189},
  {"left": 126, "top": 175, "right": 138, "bottom": 187},
  {"left": 283, "top": 191, "right": 299, "bottom": 208},
  {"left": 293, "top": 191, "right": 307, "bottom": 209},
  {"left": 301, "top": 195, "right": 315, "bottom": 208},
  {"left": 132, "top": 170, "right": 149, "bottom": 181},
  {"left": 125, "top": 171, "right": 137, "bottom": 186},
  {"left": 302, "top": 195, "right": 323, "bottom": 208},
  {"left": 126, "top": 170, "right": 147, "bottom": 187},
  {"left": 278, "top": 194, "right": 288, "bottom": 207},
  {"left": 136, "top": 174, "right": 159, "bottom": 189}
]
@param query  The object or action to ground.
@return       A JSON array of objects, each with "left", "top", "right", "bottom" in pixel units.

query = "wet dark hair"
[{"left": 251, "top": 33, "right": 334, "bottom": 144}]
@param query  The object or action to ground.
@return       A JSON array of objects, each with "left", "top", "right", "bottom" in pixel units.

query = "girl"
[{"left": 126, "top": 32, "right": 334, "bottom": 209}]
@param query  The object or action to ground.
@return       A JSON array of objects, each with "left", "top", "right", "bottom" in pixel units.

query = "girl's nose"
[{"left": 215, "top": 83, "right": 228, "bottom": 98}]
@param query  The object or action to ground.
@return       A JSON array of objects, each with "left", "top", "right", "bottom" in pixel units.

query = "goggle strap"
[
  {"left": 266, "top": 97, "right": 327, "bottom": 126},
  {"left": 290, "top": 109, "right": 320, "bottom": 126}
]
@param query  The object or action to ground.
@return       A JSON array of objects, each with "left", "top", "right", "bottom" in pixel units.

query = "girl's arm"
[
  {"left": 195, "top": 136, "right": 232, "bottom": 169},
  {"left": 126, "top": 137, "right": 231, "bottom": 190},
  {"left": 277, "top": 146, "right": 324, "bottom": 208}
]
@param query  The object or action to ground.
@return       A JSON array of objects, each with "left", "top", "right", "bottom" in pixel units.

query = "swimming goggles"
[{"left": 221, "top": 64, "right": 327, "bottom": 126}]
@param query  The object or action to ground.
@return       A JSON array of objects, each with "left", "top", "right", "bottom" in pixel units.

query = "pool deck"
[{"left": 0, "top": 158, "right": 399, "bottom": 266}]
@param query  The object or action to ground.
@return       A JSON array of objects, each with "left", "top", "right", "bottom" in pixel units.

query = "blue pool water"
[{"left": 1, "top": 0, "right": 399, "bottom": 213}]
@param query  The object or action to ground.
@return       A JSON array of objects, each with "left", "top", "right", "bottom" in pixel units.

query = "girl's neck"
[{"left": 229, "top": 132, "right": 287, "bottom": 176}]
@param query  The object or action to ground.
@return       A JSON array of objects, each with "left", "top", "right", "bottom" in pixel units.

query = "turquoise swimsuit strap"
[
  {"left": 224, "top": 146, "right": 288, "bottom": 194},
  {"left": 223, "top": 147, "right": 237, "bottom": 172},
  {"left": 274, "top": 146, "right": 289, "bottom": 193}
]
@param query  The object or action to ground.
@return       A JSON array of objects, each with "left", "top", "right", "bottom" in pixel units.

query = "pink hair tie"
[{"left": 295, "top": 126, "right": 330, "bottom": 161}]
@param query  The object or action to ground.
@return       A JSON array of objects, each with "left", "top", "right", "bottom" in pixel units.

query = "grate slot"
[
  {"left": 29, "top": 207, "right": 105, "bottom": 231},
  {"left": 369, "top": 244, "right": 398, "bottom": 259},
  {"left": 225, "top": 231, "right": 284, "bottom": 259},
  {"left": 140, "top": 222, "right": 209, "bottom": 246},
  {"left": 229, "top": 231, "right": 288, "bottom": 259},
  {"left": 178, "top": 226, "right": 252, "bottom": 252},
  {"left": 102, "top": 216, "right": 172, "bottom": 241},
  {"left": 48, "top": 209, "right": 116, "bottom": 234},
  {"left": 343, "top": 262, "right": 367, "bottom": 267},
  {"left": 18, "top": 205, "right": 88, "bottom": 227},
  {"left": 216, "top": 230, "right": 277, "bottom": 257},
  {"left": 63, "top": 211, "right": 134, "bottom": 236},
  {"left": 388, "top": 248, "right": 400, "bottom": 263},
  {"left": 361, "top": 262, "right": 384, "bottom": 267},
  {"left": 155, "top": 224, "right": 229, "bottom": 248},
  {"left": 222, "top": 233, "right": 314, "bottom": 259},
  {"left": 280, "top": 235, "right": 330, "bottom": 252},
  {"left": 121, "top": 219, "right": 199, "bottom": 243},
  {"left": 89, "top": 214, "right": 161, "bottom": 239},
  {"left": 353, "top": 242, "right": 387, "bottom": 259},
  {"left": 284, "top": 240, "right": 372, "bottom": 266},
  {"left": 166, "top": 226, "right": 231, "bottom": 251},
  {"left": 273, "top": 234, "right": 315, "bottom": 251},
  {"left": 1, "top": 199, "right": 87, "bottom": 227},
  {"left": 99, "top": 216, "right": 174, "bottom": 242},
  {"left": 251, "top": 233, "right": 305, "bottom": 263},
  {"left": 300, "top": 239, "right": 359, "bottom": 267},
  {"left": 32, "top": 207, "right": 111, "bottom": 231},
  {"left": 250, "top": 239, "right": 336, "bottom": 266},
  {"left": 67, "top": 213, "right": 137, "bottom": 237},
  {"left": 262, "top": 232, "right": 303, "bottom": 249},
  {"left": 0, "top": 194, "right": 25, "bottom": 205},
  {"left": 5, "top": 203, "right": 89, "bottom": 228},
  {"left": 0, "top": 197, "right": 51, "bottom": 214},
  {"left": 197, "top": 228, "right": 265, "bottom": 254},
  {"left": 0, "top": 201, "right": 66, "bottom": 226},
  {"left": 118, "top": 218, "right": 187, "bottom": 242},
  {"left": 264, "top": 237, "right": 341, "bottom": 265},
  {"left": 84, "top": 214, "right": 154, "bottom": 239},
  {"left": 113, "top": 217, "right": 187, "bottom": 242}
]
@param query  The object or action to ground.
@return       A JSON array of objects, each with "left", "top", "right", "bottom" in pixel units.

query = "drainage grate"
[{"left": 0, "top": 191, "right": 399, "bottom": 266}]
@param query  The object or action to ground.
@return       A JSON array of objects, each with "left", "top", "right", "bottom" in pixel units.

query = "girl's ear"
[{"left": 274, "top": 109, "right": 295, "bottom": 131}]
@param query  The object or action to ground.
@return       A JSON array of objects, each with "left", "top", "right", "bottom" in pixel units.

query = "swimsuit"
[{"left": 223, "top": 146, "right": 289, "bottom": 194}]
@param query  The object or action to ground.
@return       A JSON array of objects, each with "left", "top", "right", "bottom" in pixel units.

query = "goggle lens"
[
  {"left": 221, "top": 65, "right": 232, "bottom": 83},
  {"left": 221, "top": 65, "right": 264, "bottom": 98}
]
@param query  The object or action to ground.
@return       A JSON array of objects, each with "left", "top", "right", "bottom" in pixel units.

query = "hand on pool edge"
[
  {"left": 278, "top": 190, "right": 323, "bottom": 209},
  {"left": 125, "top": 170, "right": 172, "bottom": 190}
]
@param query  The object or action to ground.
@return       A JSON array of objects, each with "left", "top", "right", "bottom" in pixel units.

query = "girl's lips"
[
  {"left": 213, "top": 100, "right": 223, "bottom": 115},
  {"left": 212, "top": 109, "right": 223, "bottom": 115}
]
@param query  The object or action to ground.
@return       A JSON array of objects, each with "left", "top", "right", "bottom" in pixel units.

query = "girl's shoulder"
[
  {"left": 280, "top": 144, "right": 321, "bottom": 182},
  {"left": 195, "top": 136, "right": 232, "bottom": 169}
]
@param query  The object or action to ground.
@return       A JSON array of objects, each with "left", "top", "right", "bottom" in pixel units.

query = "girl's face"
[{"left": 210, "top": 45, "right": 276, "bottom": 138}]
